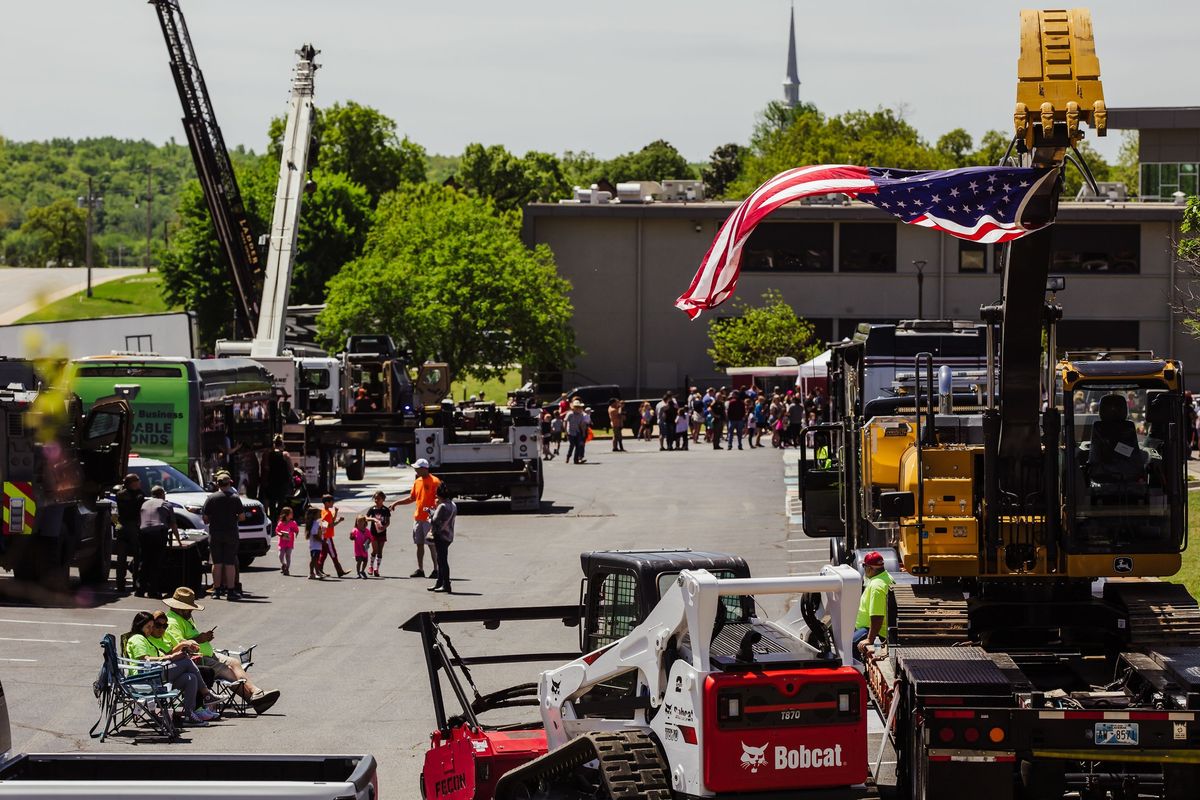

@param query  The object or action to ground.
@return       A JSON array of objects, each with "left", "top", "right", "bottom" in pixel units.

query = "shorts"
[
  {"left": 373, "top": 531, "right": 387, "bottom": 543},
  {"left": 412, "top": 520, "right": 432, "bottom": 545},
  {"left": 198, "top": 653, "right": 238, "bottom": 680},
  {"left": 209, "top": 531, "right": 240, "bottom": 566}
]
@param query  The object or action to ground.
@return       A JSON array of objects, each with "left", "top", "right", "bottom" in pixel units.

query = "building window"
[
  {"left": 1050, "top": 224, "right": 1139, "bottom": 274},
  {"left": 959, "top": 242, "right": 988, "bottom": 272},
  {"left": 839, "top": 223, "right": 896, "bottom": 272},
  {"left": 1140, "top": 162, "right": 1200, "bottom": 200},
  {"left": 742, "top": 223, "right": 833, "bottom": 272}
]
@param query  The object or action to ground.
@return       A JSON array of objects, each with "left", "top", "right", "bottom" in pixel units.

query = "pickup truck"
[{"left": 0, "top": 678, "right": 379, "bottom": 799}]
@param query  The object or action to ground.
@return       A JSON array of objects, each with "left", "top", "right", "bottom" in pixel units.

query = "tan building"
[{"left": 523, "top": 200, "right": 1190, "bottom": 395}]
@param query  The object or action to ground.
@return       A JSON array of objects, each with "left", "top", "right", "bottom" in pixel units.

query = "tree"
[
  {"left": 1176, "top": 196, "right": 1200, "bottom": 338},
  {"left": 561, "top": 150, "right": 603, "bottom": 188},
  {"left": 1112, "top": 130, "right": 1140, "bottom": 196},
  {"left": 969, "top": 130, "right": 1012, "bottom": 167},
  {"left": 731, "top": 105, "right": 947, "bottom": 196},
  {"left": 706, "top": 289, "right": 822, "bottom": 370},
  {"left": 601, "top": 139, "right": 694, "bottom": 184},
  {"left": 701, "top": 143, "right": 746, "bottom": 198},
  {"left": 936, "top": 128, "right": 974, "bottom": 168},
  {"left": 160, "top": 159, "right": 373, "bottom": 347},
  {"left": 272, "top": 102, "right": 426, "bottom": 204},
  {"left": 1062, "top": 140, "right": 1111, "bottom": 198},
  {"left": 317, "top": 184, "right": 578, "bottom": 380},
  {"left": 456, "top": 144, "right": 569, "bottom": 211},
  {"left": 19, "top": 198, "right": 97, "bottom": 268}
]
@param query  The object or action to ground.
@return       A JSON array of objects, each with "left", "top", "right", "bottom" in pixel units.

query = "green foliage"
[
  {"left": 561, "top": 150, "right": 603, "bottom": 188},
  {"left": 1112, "top": 131, "right": 1140, "bottom": 196},
  {"left": 271, "top": 101, "right": 426, "bottom": 204},
  {"left": 969, "top": 130, "right": 1012, "bottom": 167},
  {"left": 456, "top": 144, "right": 569, "bottom": 211},
  {"left": 706, "top": 289, "right": 822, "bottom": 370},
  {"left": 317, "top": 184, "right": 578, "bottom": 381},
  {"left": 0, "top": 137, "right": 197, "bottom": 267},
  {"left": 18, "top": 274, "right": 178, "bottom": 323},
  {"left": 1179, "top": 197, "right": 1200, "bottom": 339},
  {"left": 936, "top": 128, "right": 974, "bottom": 168},
  {"left": 701, "top": 144, "right": 746, "bottom": 198},
  {"left": 1063, "top": 139, "right": 1111, "bottom": 198},
  {"left": 425, "top": 153, "right": 461, "bottom": 185},
  {"left": 159, "top": 156, "right": 372, "bottom": 348},
  {"left": 601, "top": 139, "right": 695, "bottom": 184},
  {"left": 18, "top": 198, "right": 96, "bottom": 268},
  {"left": 731, "top": 106, "right": 947, "bottom": 196}
]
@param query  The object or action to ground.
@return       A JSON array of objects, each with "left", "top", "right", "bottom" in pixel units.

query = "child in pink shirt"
[
  {"left": 349, "top": 515, "right": 375, "bottom": 579},
  {"left": 275, "top": 506, "right": 298, "bottom": 576}
]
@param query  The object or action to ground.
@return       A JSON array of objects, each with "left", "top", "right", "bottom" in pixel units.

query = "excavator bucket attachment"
[{"left": 1015, "top": 8, "right": 1106, "bottom": 150}]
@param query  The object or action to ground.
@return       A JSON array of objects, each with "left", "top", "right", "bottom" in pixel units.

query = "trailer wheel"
[
  {"left": 1019, "top": 759, "right": 1065, "bottom": 800},
  {"left": 345, "top": 450, "right": 365, "bottom": 481},
  {"left": 33, "top": 536, "right": 70, "bottom": 594}
]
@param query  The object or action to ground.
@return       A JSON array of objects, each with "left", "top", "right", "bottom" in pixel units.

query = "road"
[
  {"left": 0, "top": 435, "right": 833, "bottom": 792},
  {"left": 0, "top": 267, "right": 144, "bottom": 324}
]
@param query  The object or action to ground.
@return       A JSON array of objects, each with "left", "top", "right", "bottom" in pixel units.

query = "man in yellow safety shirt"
[{"left": 853, "top": 550, "right": 894, "bottom": 662}]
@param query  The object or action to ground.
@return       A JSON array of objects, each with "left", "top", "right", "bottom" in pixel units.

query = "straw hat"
[{"left": 163, "top": 586, "right": 203, "bottom": 612}]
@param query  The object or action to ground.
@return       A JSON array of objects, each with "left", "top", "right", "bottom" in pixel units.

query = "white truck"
[
  {"left": 416, "top": 400, "right": 543, "bottom": 511},
  {"left": 0, "top": 677, "right": 379, "bottom": 799}
]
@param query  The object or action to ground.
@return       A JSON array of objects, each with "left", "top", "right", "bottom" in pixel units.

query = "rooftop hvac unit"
[
  {"left": 560, "top": 186, "right": 612, "bottom": 204},
  {"left": 1074, "top": 181, "right": 1128, "bottom": 202},
  {"left": 615, "top": 181, "right": 662, "bottom": 203},
  {"left": 660, "top": 179, "right": 706, "bottom": 202}
]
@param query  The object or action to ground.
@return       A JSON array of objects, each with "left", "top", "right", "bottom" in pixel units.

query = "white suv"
[{"left": 127, "top": 456, "right": 272, "bottom": 569}]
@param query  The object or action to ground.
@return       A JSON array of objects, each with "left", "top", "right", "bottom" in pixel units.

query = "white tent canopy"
[{"left": 796, "top": 349, "right": 831, "bottom": 393}]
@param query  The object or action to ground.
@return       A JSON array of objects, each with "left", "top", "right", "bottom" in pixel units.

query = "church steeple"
[{"left": 783, "top": 4, "right": 800, "bottom": 108}]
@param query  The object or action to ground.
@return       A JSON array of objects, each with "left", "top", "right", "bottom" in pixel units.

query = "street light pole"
[
  {"left": 145, "top": 166, "right": 153, "bottom": 273},
  {"left": 913, "top": 259, "right": 927, "bottom": 320},
  {"left": 85, "top": 176, "right": 94, "bottom": 298}
]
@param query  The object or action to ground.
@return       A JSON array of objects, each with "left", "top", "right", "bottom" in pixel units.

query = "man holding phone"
[{"left": 161, "top": 586, "right": 280, "bottom": 715}]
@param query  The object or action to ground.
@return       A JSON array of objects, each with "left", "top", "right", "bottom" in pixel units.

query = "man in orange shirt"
[
  {"left": 390, "top": 458, "right": 442, "bottom": 579},
  {"left": 318, "top": 494, "right": 350, "bottom": 578}
]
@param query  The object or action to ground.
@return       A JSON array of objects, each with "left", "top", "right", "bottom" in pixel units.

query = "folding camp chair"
[
  {"left": 90, "top": 633, "right": 181, "bottom": 742},
  {"left": 209, "top": 644, "right": 257, "bottom": 716}
]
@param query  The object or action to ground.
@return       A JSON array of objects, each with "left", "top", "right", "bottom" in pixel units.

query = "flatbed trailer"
[{"left": 862, "top": 582, "right": 1200, "bottom": 800}]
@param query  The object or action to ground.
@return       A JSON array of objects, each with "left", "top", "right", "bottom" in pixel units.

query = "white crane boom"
[{"left": 251, "top": 43, "right": 319, "bottom": 359}]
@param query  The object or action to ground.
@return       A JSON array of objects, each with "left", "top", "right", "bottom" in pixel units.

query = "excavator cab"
[{"left": 1060, "top": 357, "right": 1187, "bottom": 574}]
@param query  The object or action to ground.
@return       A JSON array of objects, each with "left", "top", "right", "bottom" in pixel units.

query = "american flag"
[{"left": 675, "top": 164, "right": 1058, "bottom": 318}]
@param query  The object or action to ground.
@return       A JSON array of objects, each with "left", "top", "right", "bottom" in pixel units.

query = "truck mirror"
[{"left": 879, "top": 491, "right": 915, "bottom": 520}]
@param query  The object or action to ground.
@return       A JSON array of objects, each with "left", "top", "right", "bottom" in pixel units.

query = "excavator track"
[
  {"left": 1104, "top": 581, "right": 1200, "bottom": 647},
  {"left": 888, "top": 584, "right": 971, "bottom": 646},
  {"left": 494, "top": 730, "right": 671, "bottom": 800}
]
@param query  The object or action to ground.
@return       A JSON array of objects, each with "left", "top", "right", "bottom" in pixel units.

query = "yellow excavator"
[{"left": 802, "top": 10, "right": 1200, "bottom": 799}]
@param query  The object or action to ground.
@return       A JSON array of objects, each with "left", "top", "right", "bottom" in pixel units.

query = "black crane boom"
[{"left": 151, "top": 0, "right": 261, "bottom": 338}]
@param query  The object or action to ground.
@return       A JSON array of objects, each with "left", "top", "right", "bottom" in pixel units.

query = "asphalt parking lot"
[{"left": 0, "top": 436, "right": 829, "bottom": 792}]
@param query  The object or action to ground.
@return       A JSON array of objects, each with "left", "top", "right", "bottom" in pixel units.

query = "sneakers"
[
  {"left": 187, "top": 708, "right": 218, "bottom": 725},
  {"left": 227, "top": 590, "right": 242, "bottom": 601},
  {"left": 429, "top": 570, "right": 440, "bottom": 581},
  {"left": 211, "top": 588, "right": 226, "bottom": 600},
  {"left": 410, "top": 569, "right": 425, "bottom": 578},
  {"left": 250, "top": 689, "right": 281, "bottom": 716}
]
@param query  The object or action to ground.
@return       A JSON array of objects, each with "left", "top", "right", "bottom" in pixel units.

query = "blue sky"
[{"left": 1, "top": 1, "right": 1193, "bottom": 162}]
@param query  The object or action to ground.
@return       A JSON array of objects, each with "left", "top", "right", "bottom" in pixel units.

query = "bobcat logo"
[
  {"left": 550, "top": 678, "right": 561, "bottom": 695},
  {"left": 740, "top": 742, "right": 769, "bottom": 773}
]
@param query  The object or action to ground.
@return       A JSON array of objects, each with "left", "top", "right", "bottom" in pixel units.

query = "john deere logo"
[{"left": 1114, "top": 557, "right": 1133, "bottom": 574}]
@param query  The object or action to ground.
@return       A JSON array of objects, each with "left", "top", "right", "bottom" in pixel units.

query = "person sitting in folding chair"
[
  {"left": 161, "top": 586, "right": 280, "bottom": 715},
  {"left": 125, "top": 611, "right": 219, "bottom": 726}
]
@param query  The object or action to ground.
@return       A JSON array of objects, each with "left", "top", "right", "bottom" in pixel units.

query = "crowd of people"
[{"left": 536, "top": 385, "right": 830, "bottom": 460}]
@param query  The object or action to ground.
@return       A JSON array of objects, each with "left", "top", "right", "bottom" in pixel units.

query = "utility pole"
[
  {"left": 912, "top": 259, "right": 927, "bottom": 320},
  {"left": 82, "top": 177, "right": 96, "bottom": 297},
  {"left": 145, "top": 166, "right": 153, "bottom": 272}
]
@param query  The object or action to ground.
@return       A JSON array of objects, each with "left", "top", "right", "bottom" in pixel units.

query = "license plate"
[{"left": 1095, "top": 722, "right": 1139, "bottom": 746}]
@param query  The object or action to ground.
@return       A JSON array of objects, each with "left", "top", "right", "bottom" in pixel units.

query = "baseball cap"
[
  {"left": 214, "top": 470, "right": 233, "bottom": 483},
  {"left": 413, "top": 458, "right": 431, "bottom": 469},
  {"left": 863, "top": 551, "right": 885, "bottom": 567}
]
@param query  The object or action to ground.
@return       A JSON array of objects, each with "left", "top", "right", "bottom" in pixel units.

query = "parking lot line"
[
  {"left": 0, "top": 658, "right": 37, "bottom": 663},
  {"left": 0, "top": 636, "right": 81, "bottom": 644},
  {"left": 0, "top": 618, "right": 116, "bottom": 628}
]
